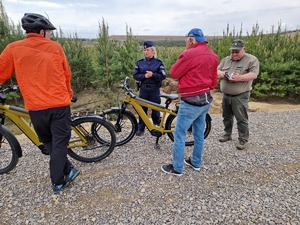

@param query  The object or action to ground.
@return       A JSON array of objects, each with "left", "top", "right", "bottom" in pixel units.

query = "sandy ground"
[
  {"left": 160, "top": 78, "right": 300, "bottom": 114},
  {"left": 209, "top": 91, "right": 300, "bottom": 114}
]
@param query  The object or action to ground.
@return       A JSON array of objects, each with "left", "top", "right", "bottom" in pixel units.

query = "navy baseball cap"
[
  {"left": 186, "top": 28, "right": 207, "bottom": 43},
  {"left": 144, "top": 41, "right": 155, "bottom": 49}
]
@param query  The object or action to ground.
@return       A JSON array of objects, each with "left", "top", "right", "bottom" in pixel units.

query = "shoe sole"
[
  {"left": 161, "top": 166, "right": 182, "bottom": 176},
  {"left": 219, "top": 137, "right": 232, "bottom": 142},
  {"left": 53, "top": 186, "right": 65, "bottom": 194},
  {"left": 184, "top": 160, "right": 200, "bottom": 171},
  {"left": 52, "top": 170, "right": 80, "bottom": 194},
  {"left": 236, "top": 146, "right": 246, "bottom": 150}
]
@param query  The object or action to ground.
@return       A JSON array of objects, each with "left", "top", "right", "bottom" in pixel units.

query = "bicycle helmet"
[{"left": 21, "top": 13, "right": 56, "bottom": 31}]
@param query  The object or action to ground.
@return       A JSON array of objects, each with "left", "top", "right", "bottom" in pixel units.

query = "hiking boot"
[
  {"left": 136, "top": 130, "right": 144, "bottom": 136},
  {"left": 236, "top": 139, "right": 247, "bottom": 150},
  {"left": 218, "top": 134, "right": 232, "bottom": 142},
  {"left": 53, "top": 183, "right": 65, "bottom": 194},
  {"left": 161, "top": 164, "right": 182, "bottom": 176},
  {"left": 65, "top": 168, "right": 80, "bottom": 186},
  {"left": 184, "top": 157, "right": 200, "bottom": 171}
]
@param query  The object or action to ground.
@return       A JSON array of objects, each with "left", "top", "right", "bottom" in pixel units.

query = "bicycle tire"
[
  {"left": 101, "top": 109, "right": 137, "bottom": 146},
  {"left": 204, "top": 113, "right": 212, "bottom": 139},
  {"left": 0, "top": 125, "right": 22, "bottom": 174},
  {"left": 67, "top": 116, "right": 116, "bottom": 162},
  {"left": 165, "top": 113, "right": 212, "bottom": 146}
]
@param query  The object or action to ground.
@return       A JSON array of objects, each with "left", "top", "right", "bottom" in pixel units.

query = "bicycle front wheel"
[
  {"left": 67, "top": 116, "right": 116, "bottom": 163},
  {"left": 165, "top": 113, "right": 212, "bottom": 146},
  {"left": 101, "top": 109, "right": 137, "bottom": 146},
  {"left": 0, "top": 125, "right": 22, "bottom": 174}
]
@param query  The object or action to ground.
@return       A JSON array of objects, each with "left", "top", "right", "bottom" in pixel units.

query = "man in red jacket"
[
  {"left": 0, "top": 13, "right": 80, "bottom": 193},
  {"left": 161, "top": 28, "right": 218, "bottom": 176}
]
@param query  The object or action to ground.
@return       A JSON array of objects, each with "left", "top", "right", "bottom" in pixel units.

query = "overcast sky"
[{"left": 2, "top": 0, "right": 300, "bottom": 39}]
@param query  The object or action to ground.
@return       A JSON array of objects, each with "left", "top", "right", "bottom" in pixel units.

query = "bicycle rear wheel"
[
  {"left": 0, "top": 125, "right": 22, "bottom": 174},
  {"left": 165, "top": 113, "right": 212, "bottom": 146},
  {"left": 67, "top": 116, "right": 116, "bottom": 162},
  {"left": 101, "top": 109, "right": 137, "bottom": 146}
]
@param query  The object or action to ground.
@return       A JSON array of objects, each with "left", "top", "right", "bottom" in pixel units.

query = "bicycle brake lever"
[{"left": 12, "top": 85, "right": 18, "bottom": 91}]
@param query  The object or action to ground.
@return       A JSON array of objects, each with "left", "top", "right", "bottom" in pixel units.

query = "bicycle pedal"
[
  {"left": 41, "top": 149, "right": 50, "bottom": 155},
  {"left": 150, "top": 130, "right": 162, "bottom": 137}
]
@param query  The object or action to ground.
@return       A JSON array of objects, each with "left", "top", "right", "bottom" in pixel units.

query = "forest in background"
[{"left": 0, "top": 1, "right": 299, "bottom": 110}]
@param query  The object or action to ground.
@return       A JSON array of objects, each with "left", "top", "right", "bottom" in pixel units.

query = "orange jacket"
[{"left": 0, "top": 33, "right": 73, "bottom": 110}]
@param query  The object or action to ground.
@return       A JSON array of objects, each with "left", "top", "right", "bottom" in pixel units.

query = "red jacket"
[
  {"left": 170, "top": 42, "right": 218, "bottom": 97},
  {"left": 0, "top": 33, "right": 73, "bottom": 110}
]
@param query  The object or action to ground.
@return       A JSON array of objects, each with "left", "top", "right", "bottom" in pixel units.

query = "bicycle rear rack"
[{"left": 71, "top": 110, "right": 103, "bottom": 118}]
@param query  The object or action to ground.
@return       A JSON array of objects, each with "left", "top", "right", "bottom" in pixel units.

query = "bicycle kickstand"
[{"left": 154, "top": 137, "right": 161, "bottom": 150}]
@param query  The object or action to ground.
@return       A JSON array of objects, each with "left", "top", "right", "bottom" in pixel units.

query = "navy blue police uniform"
[{"left": 133, "top": 42, "right": 166, "bottom": 134}]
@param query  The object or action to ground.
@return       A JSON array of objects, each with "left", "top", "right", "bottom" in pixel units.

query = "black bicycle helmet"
[{"left": 21, "top": 13, "right": 56, "bottom": 31}]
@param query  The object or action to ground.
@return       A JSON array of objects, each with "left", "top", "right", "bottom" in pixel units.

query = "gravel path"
[{"left": 1, "top": 111, "right": 299, "bottom": 225}]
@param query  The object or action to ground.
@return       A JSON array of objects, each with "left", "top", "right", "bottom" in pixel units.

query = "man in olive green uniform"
[{"left": 217, "top": 39, "right": 260, "bottom": 150}]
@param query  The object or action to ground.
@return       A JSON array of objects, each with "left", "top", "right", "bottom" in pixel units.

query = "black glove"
[{"left": 71, "top": 96, "right": 77, "bottom": 103}]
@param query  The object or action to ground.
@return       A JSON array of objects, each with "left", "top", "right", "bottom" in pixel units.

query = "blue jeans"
[{"left": 172, "top": 101, "right": 210, "bottom": 173}]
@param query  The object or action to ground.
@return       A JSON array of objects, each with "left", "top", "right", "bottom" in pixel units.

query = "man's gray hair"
[{"left": 190, "top": 37, "right": 197, "bottom": 44}]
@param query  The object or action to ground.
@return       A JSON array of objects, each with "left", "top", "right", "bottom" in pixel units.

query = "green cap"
[{"left": 229, "top": 39, "right": 245, "bottom": 50}]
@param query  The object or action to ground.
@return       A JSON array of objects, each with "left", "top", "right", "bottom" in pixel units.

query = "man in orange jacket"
[{"left": 0, "top": 13, "right": 80, "bottom": 193}]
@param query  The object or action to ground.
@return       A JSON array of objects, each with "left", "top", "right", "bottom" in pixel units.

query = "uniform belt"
[
  {"left": 224, "top": 93, "right": 240, "bottom": 97},
  {"left": 142, "top": 84, "right": 159, "bottom": 88},
  {"left": 224, "top": 91, "right": 249, "bottom": 97}
]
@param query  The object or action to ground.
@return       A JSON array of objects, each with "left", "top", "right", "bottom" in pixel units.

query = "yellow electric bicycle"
[
  {"left": 100, "top": 77, "right": 211, "bottom": 149},
  {"left": 0, "top": 85, "right": 116, "bottom": 175}
]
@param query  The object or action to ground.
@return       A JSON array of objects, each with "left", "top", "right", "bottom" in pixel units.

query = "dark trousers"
[
  {"left": 221, "top": 91, "right": 250, "bottom": 141},
  {"left": 138, "top": 88, "right": 161, "bottom": 131},
  {"left": 29, "top": 106, "right": 73, "bottom": 186}
]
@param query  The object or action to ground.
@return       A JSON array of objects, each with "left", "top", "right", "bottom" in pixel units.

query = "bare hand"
[
  {"left": 218, "top": 71, "right": 226, "bottom": 79},
  {"left": 145, "top": 71, "right": 153, "bottom": 78},
  {"left": 230, "top": 73, "right": 241, "bottom": 82}
]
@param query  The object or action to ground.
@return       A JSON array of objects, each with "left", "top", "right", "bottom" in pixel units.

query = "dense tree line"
[{"left": 0, "top": 2, "right": 299, "bottom": 103}]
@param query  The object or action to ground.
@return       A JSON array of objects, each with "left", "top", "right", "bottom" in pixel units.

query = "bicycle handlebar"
[
  {"left": 0, "top": 85, "right": 19, "bottom": 101},
  {"left": 121, "top": 76, "right": 136, "bottom": 98},
  {"left": 0, "top": 85, "right": 19, "bottom": 93}
]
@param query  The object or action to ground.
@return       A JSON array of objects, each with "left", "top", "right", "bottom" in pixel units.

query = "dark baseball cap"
[{"left": 229, "top": 39, "right": 245, "bottom": 50}]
